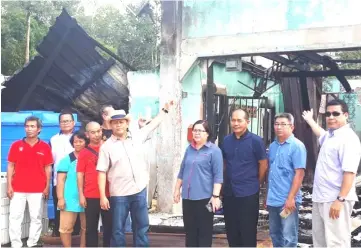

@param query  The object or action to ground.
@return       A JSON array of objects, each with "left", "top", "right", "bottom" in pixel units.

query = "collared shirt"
[
  {"left": 222, "top": 131, "right": 267, "bottom": 197},
  {"left": 177, "top": 141, "right": 223, "bottom": 200},
  {"left": 50, "top": 132, "right": 74, "bottom": 186},
  {"left": 8, "top": 139, "right": 53, "bottom": 193},
  {"left": 267, "top": 134, "right": 307, "bottom": 207},
  {"left": 57, "top": 152, "right": 84, "bottom": 212},
  {"left": 97, "top": 124, "right": 156, "bottom": 197},
  {"left": 313, "top": 124, "right": 361, "bottom": 202}
]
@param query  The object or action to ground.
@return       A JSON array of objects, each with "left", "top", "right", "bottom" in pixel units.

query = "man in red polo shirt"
[
  {"left": 7, "top": 116, "right": 53, "bottom": 248},
  {"left": 77, "top": 121, "right": 112, "bottom": 247}
]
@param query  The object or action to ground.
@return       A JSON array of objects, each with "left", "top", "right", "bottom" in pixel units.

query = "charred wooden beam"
[
  {"left": 72, "top": 59, "right": 116, "bottom": 99},
  {"left": 323, "top": 56, "right": 352, "bottom": 92},
  {"left": 17, "top": 23, "right": 75, "bottom": 111},
  {"left": 299, "top": 76, "right": 310, "bottom": 110},
  {"left": 273, "top": 69, "right": 361, "bottom": 78},
  {"left": 333, "top": 59, "right": 361, "bottom": 63},
  {"left": 262, "top": 54, "right": 308, "bottom": 71},
  {"left": 206, "top": 61, "right": 215, "bottom": 135}
]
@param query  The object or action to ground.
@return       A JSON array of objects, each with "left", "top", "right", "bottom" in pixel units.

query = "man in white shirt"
[
  {"left": 303, "top": 99, "right": 361, "bottom": 247},
  {"left": 49, "top": 111, "right": 75, "bottom": 237}
]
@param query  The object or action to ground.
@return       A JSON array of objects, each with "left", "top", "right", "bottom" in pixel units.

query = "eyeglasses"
[
  {"left": 274, "top": 123, "right": 292, "bottom": 127},
  {"left": 60, "top": 120, "right": 73, "bottom": 124},
  {"left": 192, "top": 129, "right": 207, "bottom": 133},
  {"left": 325, "top": 111, "right": 342, "bottom": 117}
]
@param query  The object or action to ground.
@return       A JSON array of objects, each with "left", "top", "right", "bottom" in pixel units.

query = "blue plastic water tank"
[{"left": 1, "top": 111, "right": 81, "bottom": 219}]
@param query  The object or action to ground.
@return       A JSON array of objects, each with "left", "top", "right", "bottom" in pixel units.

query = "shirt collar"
[
  {"left": 69, "top": 152, "right": 77, "bottom": 162},
  {"left": 22, "top": 137, "right": 41, "bottom": 145},
  {"left": 275, "top": 134, "right": 294, "bottom": 144},
  {"left": 190, "top": 141, "right": 212, "bottom": 149},
  {"left": 110, "top": 134, "right": 131, "bottom": 141},
  {"left": 59, "top": 130, "right": 74, "bottom": 135},
  {"left": 232, "top": 130, "right": 249, "bottom": 140},
  {"left": 329, "top": 124, "right": 350, "bottom": 137}
]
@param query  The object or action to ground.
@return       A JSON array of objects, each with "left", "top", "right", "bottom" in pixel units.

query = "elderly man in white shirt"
[
  {"left": 303, "top": 99, "right": 361, "bottom": 247},
  {"left": 49, "top": 111, "right": 75, "bottom": 237}
]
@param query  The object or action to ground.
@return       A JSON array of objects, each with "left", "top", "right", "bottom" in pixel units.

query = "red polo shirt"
[
  {"left": 8, "top": 139, "right": 53, "bottom": 193},
  {"left": 77, "top": 144, "right": 110, "bottom": 198}
]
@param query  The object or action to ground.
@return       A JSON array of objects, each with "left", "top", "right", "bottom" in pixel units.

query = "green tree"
[
  {"left": 336, "top": 50, "right": 361, "bottom": 79},
  {"left": 1, "top": 1, "right": 80, "bottom": 75},
  {"left": 1, "top": 0, "right": 160, "bottom": 75},
  {"left": 76, "top": 1, "right": 161, "bottom": 70}
]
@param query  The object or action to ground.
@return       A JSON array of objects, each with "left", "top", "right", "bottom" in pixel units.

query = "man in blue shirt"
[
  {"left": 267, "top": 113, "right": 307, "bottom": 247},
  {"left": 222, "top": 108, "right": 268, "bottom": 247}
]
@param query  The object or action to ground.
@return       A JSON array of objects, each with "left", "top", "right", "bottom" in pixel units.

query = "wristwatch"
[
  {"left": 212, "top": 194, "right": 219, "bottom": 198},
  {"left": 337, "top": 196, "right": 345, "bottom": 202},
  {"left": 162, "top": 108, "right": 169, "bottom": 113}
]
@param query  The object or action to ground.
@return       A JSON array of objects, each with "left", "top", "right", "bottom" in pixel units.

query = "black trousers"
[
  {"left": 52, "top": 186, "right": 80, "bottom": 235},
  {"left": 85, "top": 198, "right": 112, "bottom": 247},
  {"left": 223, "top": 192, "right": 259, "bottom": 247},
  {"left": 182, "top": 198, "right": 214, "bottom": 247}
]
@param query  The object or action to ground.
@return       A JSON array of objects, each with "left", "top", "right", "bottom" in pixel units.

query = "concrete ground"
[{"left": 40, "top": 231, "right": 273, "bottom": 247}]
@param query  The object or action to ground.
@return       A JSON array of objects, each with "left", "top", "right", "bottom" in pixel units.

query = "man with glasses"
[
  {"left": 221, "top": 108, "right": 268, "bottom": 247},
  {"left": 49, "top": 110, "right": 76, "bottom": 237},
  {"left": 266, "top": 113, "right": 306, "bottom": 247},
  {"left": 302, "top": 99, "right": 361, "bottom": 247}
]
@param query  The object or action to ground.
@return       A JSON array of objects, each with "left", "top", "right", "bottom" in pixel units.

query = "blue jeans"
[
  {"left": 110, "top": 188, "right": 149, "bottom": 247},
  {"left": 268, "top": 204, "right": 299, "bottom": 247}
]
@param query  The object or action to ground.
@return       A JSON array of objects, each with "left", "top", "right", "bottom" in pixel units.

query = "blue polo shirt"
[
  {"left": 222, "top": 131, "right": 267, "bottom": 197},
  {"left": 267, "top": 134, "right": 307, "bottom": 207},
  {"left": 178, "top": 142, "right": 223, "bottom": 200},
  {"left": 56, "top": 152, "right": 84, "bottom": 213}
]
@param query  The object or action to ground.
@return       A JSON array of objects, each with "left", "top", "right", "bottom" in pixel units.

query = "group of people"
[
  {"left": 6, "top": 101, "right": 174, "bottom": 248},
  {"left": 5, "top": 98, "right": 361, "bottom": 248},
  {"left": 173, "top": 99, "right": 361, "bottom": 247}
]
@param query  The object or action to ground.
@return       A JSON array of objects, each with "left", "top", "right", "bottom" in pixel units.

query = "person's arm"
[
  {"left": 284, "top": 143, "right": 307, "bottom": 212},
  {"left": 285, "top": 169, "right": 305, "bottom": 211},
  {"left": 339, "top": 136, "right": 361, "bottom": 197},
  {"left": 43, "top": 165, "right": 52, "bottom": 199},
  {"left": 77, "top": 171, "right": 85, "bottom": 195},
  {"left": 76, "top": 151, "right": 87, "bottom": 208},
  {"left": 7, "top": 143, "right": 18, "bottom": 199},
  {"left": 56, "top": 158, "right": 69, "bottom": 210},
  {"left": 254, "top": 138, "right": 268, "bottom": 184},
  {"left": 43, "top": 144, "right": 53, "bottom": 199},
  {"left": 329, "top": 136, "right": 361, "bottom": 219},
  {"left": 211, "top": 147, "right": 224, "bottom": 196},
  {"left": 96, "top": 146, "right": 111, "bottom": 210},
  {"left": 138, "top": 101, "right": 174, "bottom": 142},
  {"left": 174, "top": 149, "right": 188, "bottom": 203},
  {"left": 209, "top": 147, "right": 223, "bottom": 212},
  {"left": 302, "top": 109, "right": 326, "bottom": 137},
  {"left": 258, "top": 160, "right": 268, "bottom": 185},
  {"left": 7, "top": 162, "right": 15, "bottom": 199},
  {"left": 56, "top": 173, "right": 67, "bottom": 210}
]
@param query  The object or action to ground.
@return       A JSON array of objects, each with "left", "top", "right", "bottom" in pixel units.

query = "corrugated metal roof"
[{"left": 1, "top": 9, "right": 131, "bottom": 122}]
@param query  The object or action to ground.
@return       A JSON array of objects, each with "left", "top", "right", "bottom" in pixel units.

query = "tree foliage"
[{"left": 1, "top": 0, "right": 160, "bottom": 76}]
